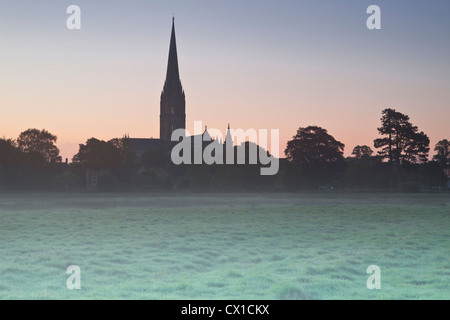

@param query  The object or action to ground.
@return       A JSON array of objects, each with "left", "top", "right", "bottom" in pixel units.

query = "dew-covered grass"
[{"left": 0, "top": 192, "right": 448, "bottom": 299}]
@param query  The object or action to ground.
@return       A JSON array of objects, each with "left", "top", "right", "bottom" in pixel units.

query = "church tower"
[{"left": 160, "top": 17, "right": 186, "bottom": 142}]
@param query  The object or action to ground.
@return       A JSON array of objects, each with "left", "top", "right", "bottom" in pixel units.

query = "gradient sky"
[{"left": 1, "top": 0, "right": 449, "bottom": 160}]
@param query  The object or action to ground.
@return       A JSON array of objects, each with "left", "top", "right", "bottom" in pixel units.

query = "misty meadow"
[{"left": 0, "top": 193, "right": 448, "bottom": 299}]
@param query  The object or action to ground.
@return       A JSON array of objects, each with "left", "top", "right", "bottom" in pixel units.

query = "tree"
[
  {"left": 17, "top": 129, "right": 61, "bottom": 163},
  {"left": 433, "top": 139, "right": 450, "bottom": 167},
  {"left": 72, "top": 138, "right": 122, "bottom": 170},
  {"left": 352, "top": 145, "right": 373, "bottom": 160},
  {"left": 109, "top": 136, "right": 136, "bottom": 169},
  {"left": 109, "top": 136, "right": 132, "bottom": 158},
  {"left": 0, "top": 138, "right": 21, "bottom": 187},
  {"left": 285, "top": 126, "right": 345, "bottom": 164},
  {"left": 373, "top": 108, "right": 429, "bottom": 164},
  {"left": 0, "top": 138, "right": 18, "bottom": 161},
  {"left": 285, "top": 126, "right": 345, "bottom": 188}
]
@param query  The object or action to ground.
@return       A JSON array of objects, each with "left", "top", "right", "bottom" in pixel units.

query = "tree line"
[{"left": 1, "top": 108, "right": 449, "bottom": 192}]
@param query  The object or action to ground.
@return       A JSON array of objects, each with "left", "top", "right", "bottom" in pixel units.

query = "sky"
[{"left": 0, "top": 0, "right": 449, "bottom": 161}]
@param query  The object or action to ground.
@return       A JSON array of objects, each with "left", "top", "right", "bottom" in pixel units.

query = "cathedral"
[
  {"left": 129, "top": 18, "right": 218, "bottom": 157},
  {"left": 85, "top": 18, "right": 272, "bottom": 190},
  {"left": 160, "top": 17, "right": 186, "bottom": 142}
]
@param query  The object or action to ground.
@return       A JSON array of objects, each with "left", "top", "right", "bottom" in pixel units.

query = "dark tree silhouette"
[
  {"left": 433, "top": 139, "right": 449, "bottom": 167},
  {"left": 0, "top": 138, "right": 20, "bottom": 187},
  {"left": 374, "top": 108, "right": 429, "bottom": 164},
  {"left": 285, "top": 126, "right": 344, "bottom": 164},
  {"left": 0, "top": 138, "right": 17, "bottom": 157},
  {"left": 352, "top": 145, "right": 373, "bottom": 160},
  {"left": 72, "top": 138, "right": 122, "bottom": 170},
  {"left": 109, "top": 136, "right": 131, "bottom": 157},
  {"left": 109, "top": 136, "right": 136, "bottom": 167},
  {"left": 17, "top": 129, "right": 61, "bottom": 163},
  {"left": 285, "top": 126, "right": 345, "bottom": 188},
  {"left": 373, "top": 108, "right": 430, "bottom": 189}
]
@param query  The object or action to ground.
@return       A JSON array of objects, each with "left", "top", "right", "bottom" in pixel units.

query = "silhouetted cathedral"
[
  {"left": 160, "top": 17, "right": 186, "bottom": 142},
  {"left": 129, "top": 18, "right": 186, "bottom": 155},
  {"left": 128, "top": 18, "right": 225, "bottom": 157}
]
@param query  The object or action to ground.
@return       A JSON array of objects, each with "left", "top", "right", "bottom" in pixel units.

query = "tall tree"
[
  {"left": 285, "top": 126, "right": 345, "bottom": 188},
  {"left": 352, "top": 145, "right": 373, "bottom": 160},
  {"left": 285, "top": 126, "right": 345, "bottom": 164},
  {"left": 108, "top": 136, "right": 135, "bottom": 167},
  {"left": 0, "top": 138, "right": 21, "bottom": 186},
  {"left": 433, "top": 139, "right": 449, "bottom": 167},
  {"left": 0, "top": 138, "right": 17, "bottom": 157},
  {"left": 17, "top": 129, "right": 61, "bottom": 163},
  {"left": 72, "top": 138, "right": 122, "bottom": 170},
  {"left": 373, "top": 108, "right": 429, "bottom": 164}
]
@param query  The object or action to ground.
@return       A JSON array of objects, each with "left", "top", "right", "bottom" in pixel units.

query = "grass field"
[{"left": 0, "top": 192, "right": 449, "bottom": 299}]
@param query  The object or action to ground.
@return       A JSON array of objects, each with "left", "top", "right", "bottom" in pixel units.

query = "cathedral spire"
[
  {"left": 225, "top": 124, "right": 233, "bottom": 147},
  {"left": 160, "top": 18, "right": 186, "bottom": 142},
  {"left": 164, "top": 17, "right": 181, "bottom": 92}
]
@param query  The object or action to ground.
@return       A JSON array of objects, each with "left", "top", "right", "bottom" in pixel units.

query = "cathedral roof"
[{"left": 129, "top": 138, "right": 163, "bottom": 154}]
